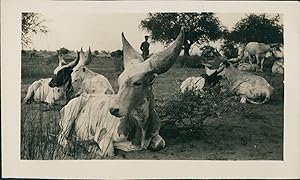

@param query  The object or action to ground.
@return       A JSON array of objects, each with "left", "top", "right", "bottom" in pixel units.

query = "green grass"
[{"left": 21, "top": 55, "right": 284, "bottom": 160}]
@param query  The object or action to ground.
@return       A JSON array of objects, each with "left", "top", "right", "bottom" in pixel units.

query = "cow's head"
[
  {"left": 109, "top": 27, "right": 185, "bottom": 117},
  {"left": 71, "top": 47, "right": 93, "bottom": 93},
  {"left": 216, "top": 60, "right": 238, "bottom": 78},
  {"left": 48, "top": 51, "right": 80, "bottom": 88},
  {"left": 268, "top": 44, "right": 284, "bottom": 59}
]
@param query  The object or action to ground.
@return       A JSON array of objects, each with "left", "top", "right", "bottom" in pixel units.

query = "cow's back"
[
  {"left": 245, "top": 42, "right": 270, "bottom": 55},
  {"left": 234, "top": 74, "right": 273, "bottom": 100},
  {"left": 71, "top": 94, "right": 119, "bottom": 141}
]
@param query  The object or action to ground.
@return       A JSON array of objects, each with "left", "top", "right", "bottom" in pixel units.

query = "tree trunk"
[{"left": 183, "top": 41, "right": 191, "bottom": 56}]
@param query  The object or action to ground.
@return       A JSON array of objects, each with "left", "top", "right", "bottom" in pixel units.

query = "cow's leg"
[
  {"left": 240, "top": 95, "right": 247, "bottom": 104},
  {"left": 58, "top": 97, "right": 85, "bottom": 148},
  {"left": 247, "top": 54, "right": 253, "bottom": 64},
  {"left": 255, "top": 55, "right": 263, "bottom": 72},
  {"left": 259, "top": 58, "right": 265, "bottom": 72},
  {"left": 96, "top": 136, "right": 114, "bottom": 157},
  {"left": 149, "top": 134, "right": 165, "bottom": 151}
]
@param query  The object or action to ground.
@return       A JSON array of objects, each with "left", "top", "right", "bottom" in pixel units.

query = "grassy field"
[{"left": 21, "top": 54, "right": 283, "bottom": 160}]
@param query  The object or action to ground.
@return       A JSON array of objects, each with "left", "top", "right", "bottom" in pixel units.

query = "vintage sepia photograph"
[
  {"left": 2, "top": 0, "right": 300, "bottom": 179},
  {"left": 20, "top": 11, "right": 284, "bottom": 160}
]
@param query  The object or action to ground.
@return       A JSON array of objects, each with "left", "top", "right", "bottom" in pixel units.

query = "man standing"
[{"left": 140, "top": 35, "right": 150, "bottom": 59}]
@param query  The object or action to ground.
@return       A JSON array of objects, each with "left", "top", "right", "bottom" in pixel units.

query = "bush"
[
  {"left": 58, "top": 47, "right": 70, "bottom": 55},
  {"left": 221, "top": 41, "right": 239, "bottom": 59},
  {"left": 112, "top": 56, "right": 124, "bottom": 72},
  {"left": 157, "top": 80, "right": 246, "bottom": 137}
]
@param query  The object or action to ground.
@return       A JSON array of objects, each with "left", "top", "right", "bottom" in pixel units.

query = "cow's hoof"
[{"left": 149, "top": 135, "right": 165, "bottom": 151}]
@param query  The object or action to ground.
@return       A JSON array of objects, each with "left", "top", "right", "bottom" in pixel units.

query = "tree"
[
  {"left": 229, "top": 14, "right": 283, "bottom": 44},
  {"left": 140, "top": 13, "right": 225, "bottom": 56},
  {"left": 22, "top": 13, "right": 48, "bottom": 49},
  {"left": 58, "top": 47, "right": 70, "bottom": 55},
  {"left": 94, "top": 50, "right": 99, "bottom": 55}
]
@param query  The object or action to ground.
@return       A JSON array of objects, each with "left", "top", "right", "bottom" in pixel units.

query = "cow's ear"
[{"left": 147, "top": 73, "right": 158, "bottom": 85}]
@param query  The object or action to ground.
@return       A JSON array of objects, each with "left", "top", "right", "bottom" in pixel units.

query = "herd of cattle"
[
  {"left": 23, "top": 27, "right": 283, "bottom": 157},
  {"left": 180, "top": 41, "right": 283, "bottom": 104}
]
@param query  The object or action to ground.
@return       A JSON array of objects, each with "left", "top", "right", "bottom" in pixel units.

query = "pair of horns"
[
  {"left": 122, "top": 27, "right": 185, "bottom": 74},
  {"left": 65, "top": 47, "right": 92, "bottom": 69}
]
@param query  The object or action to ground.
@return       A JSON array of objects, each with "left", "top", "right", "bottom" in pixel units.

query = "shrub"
[
  {"left": 157, "top": 80, "right": 246, "bottom": 137},
  {"left": 221, "top": 41, "right": 239, "bottom": 59},
  {"left": 112, "top": 57, "right": 124, "bottom": 72}
]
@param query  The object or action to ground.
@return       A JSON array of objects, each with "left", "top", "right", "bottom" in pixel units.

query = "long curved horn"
[
  {"left": 122, "top": 32, "right": 144, "bottom": 69},
  {"left": 66, "top": 51, "right": 80, "bottom": 68},
  {"left": 144, "top": 27, "right": 184, "bottom": 74}
]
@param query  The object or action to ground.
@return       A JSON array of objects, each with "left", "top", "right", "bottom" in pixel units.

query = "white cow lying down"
[
  {"left": 180, "top": 76, "right": 205, "bottom": 96},
  {"left": 237, "top": 63, "right": 259, "bottom": 72},
  {"left": 23, "top": 78, "right": 65, "bottom": 105},
  {"left": 218, "top": 61, "right": 274, "bottom": 104},
  {"left": 272, "top": 59, "right": 284, "bottom": 74},
  {"left": 180, "top": 65, "right": 223, "bottom": 96},
  {"left": 57, "top": 28, "right": 185, "bottom": 157},
  {"left": 24, "top": 51, "right": 68, "bottom": 105},
  {"left": 48, "top": 48, "right": 114, "bottom": 99}
]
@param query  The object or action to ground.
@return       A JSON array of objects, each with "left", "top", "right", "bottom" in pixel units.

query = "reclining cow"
[
  {"left": 56, "top": 28, "right": 184, "bottom": 157},
  {"left": 23, "top": 51, "right": 69, "bottom": 105},
  {"left": 180, "top": 64, "right": 223, "bottom": 96},
  {"left": 48, "top": 48, "right": 114, "bottom": 99},
  {"left": 237, "top": 62, "right": 259, "bottom": 72},
  {"left": 272, "top": 58, "right": 284, "bottom": 74},
  {"left": 217, "top": 61, "right": 274, "bottom": 104}
]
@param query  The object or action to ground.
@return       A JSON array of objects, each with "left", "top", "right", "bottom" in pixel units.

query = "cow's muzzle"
[
  {"left": 48, "top": 81, "right": 55, "bottom": 88},
  {"left": 109, "top": 107, "right": 121, "bottom": 117}
]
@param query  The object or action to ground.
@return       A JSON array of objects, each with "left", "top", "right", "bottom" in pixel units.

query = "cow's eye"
[{"left": 133, "top": 81, "right": 142, "bottom": 86}]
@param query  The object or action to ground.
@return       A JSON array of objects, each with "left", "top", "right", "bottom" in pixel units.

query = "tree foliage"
[
  {"left": 58, "top": 47, "right": 70, "bottom": 55},
  {"left": 229, "top": 14, "right": 283, "bottom": 44},
  {"left": 140, "top": 13, "right": 225, "bottom": 56},
  {"left": 22, "top": 13, "right": 48, "bottom": 49}
]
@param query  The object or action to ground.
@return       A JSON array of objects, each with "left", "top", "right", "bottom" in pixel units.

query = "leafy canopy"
[
  {"left": 229, "top": 14, "right": 283, "bottom": 44},
  {"left": 140, "top": 13, "right": 225, "bottom": 55},
  {"left": 22, "top": 12, "right": 48, "bottom": 49}
]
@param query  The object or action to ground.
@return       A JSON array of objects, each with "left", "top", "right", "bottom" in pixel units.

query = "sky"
[{"left": 29, "top": 13, "right": 283, "bottom": 53}]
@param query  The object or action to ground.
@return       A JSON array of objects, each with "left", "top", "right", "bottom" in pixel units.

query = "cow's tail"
[{"left": 246, "top": 85, "right": 274, "bottom": 104}]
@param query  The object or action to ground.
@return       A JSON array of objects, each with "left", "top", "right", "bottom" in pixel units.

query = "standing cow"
[
  {"left": 23, "top": 51, "right": 69, "bottom": 105},
  {"left": 56, "top": 28, "right": 184, "bottom": 157},
  {"left": 242, "top": 42, "right": 278, "bottom": 72}
]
